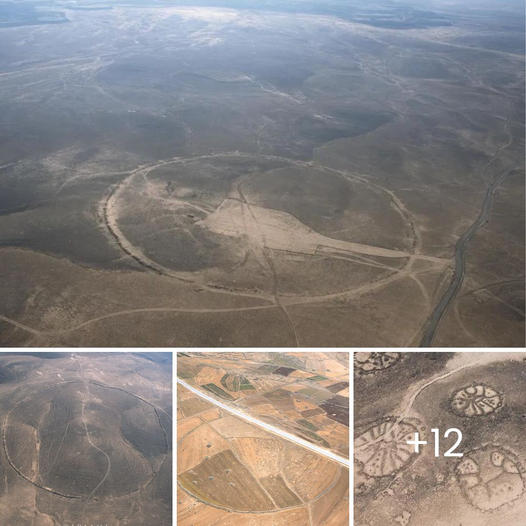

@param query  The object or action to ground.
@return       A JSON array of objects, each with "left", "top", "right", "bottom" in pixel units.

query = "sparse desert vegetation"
[{"left": 0, "top": 0, "right": 523, "bottom": 346}]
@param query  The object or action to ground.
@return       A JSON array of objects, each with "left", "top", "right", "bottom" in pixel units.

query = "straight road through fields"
[{"left": 177, "top": 378, "right": 350, "bottom": 468}]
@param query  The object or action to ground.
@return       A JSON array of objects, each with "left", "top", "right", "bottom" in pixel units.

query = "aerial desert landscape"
[
  {"left": 354, "top": 351, "right": 526, "bottom": 526},
  {"left": 177, "top": 351, "right": 349, "bottom": 525},
  {"left": 0, "top": 352, "right": 172, "bottom": 525},
  {"left": 0, "top": 0, "right": 523, "bottom": 346}
]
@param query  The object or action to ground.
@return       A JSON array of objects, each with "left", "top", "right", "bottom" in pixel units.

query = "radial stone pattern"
[
  {"left": 354, "top": 352, "right": 401, "bottom": 375},
  {"left": 450, "top": 384, "right": 503, "bottom": 417},
  {"left": 354, "top": 417, "right": 425, "bottom": 478}
]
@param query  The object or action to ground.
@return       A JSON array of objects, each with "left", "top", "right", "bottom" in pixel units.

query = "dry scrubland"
[
  {"left": 0, "top": 0, "right": 523, "bottom": 346},
  {"left": 0, "top": 352, "right": 172, "bottom": 525},
  {"left": 354, "top": 352, "right": 526, "bottom": 525},
  {"left": 177, "top": 352, "right": 349, "bottom": 525}
]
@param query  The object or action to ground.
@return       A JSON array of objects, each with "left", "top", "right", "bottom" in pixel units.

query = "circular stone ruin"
[
  {"left": 4, "top": 381, "right": 167, "bottom": 498},
  {"left": 354, "top": 352, "right": 401, "bottom": 375},
  {"left": 107, "top": 154, "right": 413, "bottom": 297},
  {"left": 456, "top": 445, "right": 524, "bottom": 511},
  {"left": 450, "top": 383, "right": 503, "bottom": 417},
  {"left": 354, "top": 417, "right": 425, "bottom": 478}
]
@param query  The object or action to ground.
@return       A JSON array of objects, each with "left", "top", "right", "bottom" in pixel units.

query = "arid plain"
[
  {"left": 0, "top": 352, "right": 172, "bottom": 525},
  {"left": 0, "top": 0, "right": 523, "bottom": 346},
  {"left": 177, "top": 351, "right": 349, "bottom": 525}
]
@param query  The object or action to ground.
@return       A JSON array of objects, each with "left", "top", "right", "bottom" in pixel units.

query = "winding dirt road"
[{"left": 77, "top": 356, "right": 112, "bottom": 503}]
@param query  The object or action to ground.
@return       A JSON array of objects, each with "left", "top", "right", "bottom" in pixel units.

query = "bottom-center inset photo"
[{"left": 177, "top": 351, "right": 349, "bottom": 525}]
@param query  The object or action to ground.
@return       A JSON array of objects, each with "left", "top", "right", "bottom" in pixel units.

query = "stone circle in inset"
[
  {"left": 456, "top": 445, "right": 525, "bottom": 511},
  {"left": 354, "top": 352, "right": 401, "bottom": 375},
  {"left": 450, "top": 383, "right": 503, "bottom": 417},
  {"left": 354, "top": 417, "right": 425, "bottom": 478}
]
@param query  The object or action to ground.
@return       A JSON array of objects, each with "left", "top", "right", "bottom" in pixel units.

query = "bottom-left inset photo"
[{"left": 0, "top": 352, "right": 172, "bottom": 525}]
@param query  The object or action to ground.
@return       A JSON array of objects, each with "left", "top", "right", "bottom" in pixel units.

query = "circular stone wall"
[
  {"left": 4, "top": 381, "right": 166, "bottom": 498},
  {"left": 354, "top": 352, "right": 401, "bottom": 374},
  {"left": 354, "top": 417, "right": 425, "bottom": 478},
  {"left": 449, "top": 383, "right": 503, "bottom": 417},
  {"left": 108, "top": 154, "right": 414, "bottom": 296},
  {"left": 456, "top": 445, "right": 525, "bottom": 511}
]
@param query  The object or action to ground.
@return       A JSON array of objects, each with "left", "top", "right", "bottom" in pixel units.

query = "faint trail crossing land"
[
  {"left": 177, "top": 378, "right": 350, "bottom": 468},
  {"left": 77, "top": 356, "right": 112, "bottom": 504}
]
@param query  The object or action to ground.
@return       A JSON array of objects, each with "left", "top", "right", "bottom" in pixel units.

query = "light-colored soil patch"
[
  {"left": 180, "top": 398, "right": 213, "bottom": 417},
  {"left": 200, "top": 198, "right": 415, "bottom": 260},
  {"left": 311, "top": 468, "right": 349, "bottom": 525},
  {"left": 282, "top": 446, "right": 340, "bottom": 501},
  {"left": 231, "top": 437, "right": 282, "bottom": 478},
  {"left": 209, "top": 415, "right": 271, "bottom": 439},
  {"left": 178, "top": 416, "right": 203, "bottom": 439},
  {"left": 178, "top": 423, "right": 229, "bottom": 473}
]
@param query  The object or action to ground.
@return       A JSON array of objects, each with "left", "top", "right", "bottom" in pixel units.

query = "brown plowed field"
[
  {"left": 178, "top": 485, "right": 310, "bottom": 526},
  {"left": 179, "top": 449, "right": 274, "bottom": 511},
  {"left": 260, "top": 474, "right": 302, "bottom": 507},
  {"left": 178, "top": 353, "right": 348, "bottom": 524}
]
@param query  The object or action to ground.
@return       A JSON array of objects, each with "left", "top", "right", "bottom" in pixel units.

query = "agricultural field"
[
  {"left": 354, "top": 351, "right": 526, "bottom": 526},
  {"left": 0, "top": 352, "right": 172, "bottom": 525},
  {"left": 0, "top": 0, "right": 523, "bottom": 347},
  {"left": 178, "top": 352, "right": 349, "bottom": 456},
  {"left": 177, "top": 351, "right": 349, "bottom": 524}
]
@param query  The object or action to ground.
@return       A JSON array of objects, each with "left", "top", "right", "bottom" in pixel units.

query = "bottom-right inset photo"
[{"left": 354, "top": 351, "right": 526, "bottom": 526}]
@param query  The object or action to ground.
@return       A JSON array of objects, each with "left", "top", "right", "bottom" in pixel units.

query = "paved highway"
[
  {"left": 177, "top": 378, "right": 350, "bottom": 468},
  {"left": 420, "top": 122, "right": 513, "bottom": 347}
]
